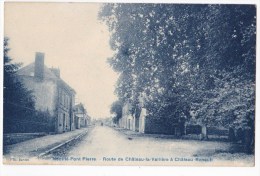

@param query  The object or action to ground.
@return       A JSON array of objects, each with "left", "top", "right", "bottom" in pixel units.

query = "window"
[
  {"left": 66, "top": 95, "right": 68, "bottom": 108},
  {"left": 63, "top": 92, "right": 65, "bottom": 106}
]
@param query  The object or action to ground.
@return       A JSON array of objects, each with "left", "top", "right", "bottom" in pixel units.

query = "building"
[
  {"left": 16, "top": 52, "right": 76, "bottom": 133},
  {"left": 74, "top": 103, "right": 90, "bottom": 129},
  {"left": 119, "top": 93, "right": 179, "bottom": 135},
  {"left": 119, "top": 100, "right": 147, "bottom": 133},
  {"left": 119, "top": 102, "right": 135, "bottom": 130}
]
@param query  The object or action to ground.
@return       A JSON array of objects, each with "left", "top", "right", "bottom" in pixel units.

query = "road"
[{"left": 46, "top": 125, "right": 254, "bottom": 166}]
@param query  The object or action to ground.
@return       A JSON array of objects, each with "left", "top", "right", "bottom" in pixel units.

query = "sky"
[{"left": 4, "top": 2, "right": 119, "bottom": 119}]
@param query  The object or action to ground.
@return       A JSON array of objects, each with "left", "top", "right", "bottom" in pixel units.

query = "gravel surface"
[{"left": 43, "top": 125, "right": 254, "bottom": 166}]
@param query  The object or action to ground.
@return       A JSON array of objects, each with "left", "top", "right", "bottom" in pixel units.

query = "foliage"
[
  {"left": 110, "top": 100, "right": 123, "bottom": 124},
  {"left": 191, "top": 68, "right": 255, "bottom": 130},
  {"left": 3, "top": 37, "right": 37, "bottom": 133},
  {"left": 99, "top": 4, "right": 256, "bottom": 133}
]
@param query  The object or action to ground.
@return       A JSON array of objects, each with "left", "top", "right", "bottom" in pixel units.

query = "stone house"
[
  {"left": 73, "top": 103, "right": 90, "bottom": 129},
  {"left": 16, "top": 52, "right": 76, "bottom": 133}
]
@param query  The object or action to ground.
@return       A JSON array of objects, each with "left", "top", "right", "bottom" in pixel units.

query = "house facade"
[
  {"left": 74, "top": 103, "right": 90, "bottom": 129},
  {"left": 119, "top": 102, "right": 134, "bottom": 130},
  {"left": 118, "top": 99, "right": 147, "bottom": 133},
  {"left": 16, "top": 52, "right": 76, "bottom": 133},
  {"left": 118, "top": 94, "right": 178, "bottom": 135}
]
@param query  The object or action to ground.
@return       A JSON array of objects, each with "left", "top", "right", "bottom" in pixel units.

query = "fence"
[
  {"left": 185, "top": 125, "right": 230, "bottom": 141},
  {"left": 185, "top": 125, "right": 202, "bottom": 135},
  {"left": 207, "top": 126, "right": 229, "bottom": 136}
]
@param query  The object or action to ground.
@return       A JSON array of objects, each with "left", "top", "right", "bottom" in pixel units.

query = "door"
[
  {"left": 63, "top": 114, "right": 66, "bottom": 132},
  {"left": 128, "top": 119, "right": 131, "bottom": 130}
]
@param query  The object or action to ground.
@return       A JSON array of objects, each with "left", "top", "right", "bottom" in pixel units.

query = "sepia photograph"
[{"left": 1, "top": 0, "right": 258, "bottom": 172}]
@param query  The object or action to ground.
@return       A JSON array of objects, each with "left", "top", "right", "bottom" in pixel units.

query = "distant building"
[
  {"left": 119, "top": 102, "right": 134, "bottom": 130},
  {"left": 16, "top": 52, "right": 76, "bottom": 133},
  {"left": 119, "top": 93, "right": 179, "bottom": 135},
  {"left": 74, "top": 103, "right": 90, "bottom": 128},
  {"left": 119, "top": 99, "right": 147, "bottom": 133}
]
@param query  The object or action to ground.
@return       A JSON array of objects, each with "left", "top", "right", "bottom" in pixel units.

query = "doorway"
[
  {"left": 128, "top": 119, "right": 131, "bottom": 130},
  {"left": 63, "top": 113, "right": 66, "bottom": 132}
]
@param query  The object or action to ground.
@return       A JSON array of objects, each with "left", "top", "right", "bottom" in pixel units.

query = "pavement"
[
  {"left": 115, "top": 127, "right": 229, "bottom": 141},
  {"left": 2, "top": 125, "right": 254, "bottom": 166},
  {"left": 3, "top": 128, "right": 88, "bottom": 159},
  {"left": 113, "top": 126, "right": 179, "bottom": 139},
  {"left": 48, "top": 125, "right": 254, "bottom": 166}
]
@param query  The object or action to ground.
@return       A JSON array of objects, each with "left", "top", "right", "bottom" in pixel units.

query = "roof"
[
  {"left": 58, "top": 79, "right": 76, "bottom": 94},
  {"left": 17, "top": 63, "right": 76, "bottom": 94},
  {"left": 74, "top": 103, "right": 87, "bottom": 113},
  {"left": 17, "top": 63, "right": 57, "bottom": 79}
]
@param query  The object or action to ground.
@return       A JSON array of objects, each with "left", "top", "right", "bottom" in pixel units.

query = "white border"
[
  {"left": 0, "top": 1, "right": 4, "bottom": 176},
  {"left": 1, "top": 0, "right": 260, "bottom": 4},
  {"left": 0, "top": 0, "right": 259, "bottom": 176}
]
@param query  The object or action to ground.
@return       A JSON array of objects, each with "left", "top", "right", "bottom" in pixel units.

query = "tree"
[
  {"left": 3, "top": 37, "right": 36, "bottom": 133},
  {"left": 99, "top": 4, "right": 255, "bottom": 145},
  {"left": 110, "top": 100, "right": 123, "bottom": 124}
]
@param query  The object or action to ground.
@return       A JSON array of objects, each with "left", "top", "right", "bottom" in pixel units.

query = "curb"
[
  {"left": 114, "top": 127, "right": 180, "bottom": 139},
  {"left": 37, "top": 130, "right": 88, "bottom": 158}
]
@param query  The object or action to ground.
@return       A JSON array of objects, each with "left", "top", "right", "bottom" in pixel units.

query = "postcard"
[{"left": 2, "top": 1, "right": 257, "bottom": 169}]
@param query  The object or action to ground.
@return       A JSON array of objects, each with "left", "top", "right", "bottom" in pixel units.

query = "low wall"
[
  {"left": 144, "top": 117, "right": 177, "bottom": 135},
  {"left": 3, "top": 133, "right": 47, "bottom": 146}
]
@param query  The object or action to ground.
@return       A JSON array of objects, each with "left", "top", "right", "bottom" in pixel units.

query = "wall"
[
  {"left": 75, "top": 116, "right": 80, "bottom": 129},
  {"left": 121, "top": 102, "right": 136, "bottom": 130},
  {"left": 80, "top": 117, "right": 87, "bottom": 127},
  {"left": 70, "top": 94, "right": 75, "bottom": 131},
  {"left": 144, "top": 117, "right": 176, "bottom": 135},
  {"left": 19, "top": 76, "right": 57, "bottom": 116},
  {"left": 122, "top": 105, "right": 178, "bottom": 135},
  {"left": 57, "top": 87, "right": 74, "bottom": 133},
  {"left": 139, "top": 108, "right": 147, "bottom": 133},
  {"left": 74, "top": 114, "right": 87, "bottom": 128}
]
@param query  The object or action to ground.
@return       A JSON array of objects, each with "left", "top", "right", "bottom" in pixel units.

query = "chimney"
[{"left": 34, "top": 52, "right": 45, "bottom": 80}]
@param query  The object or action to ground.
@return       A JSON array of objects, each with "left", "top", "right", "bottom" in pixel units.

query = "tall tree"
[
  {"left": 3, "top": 37, "right": 35, "bottom": 133},
  {"left": 99, "top": 4, "right": 255, "bottom": 138}
]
